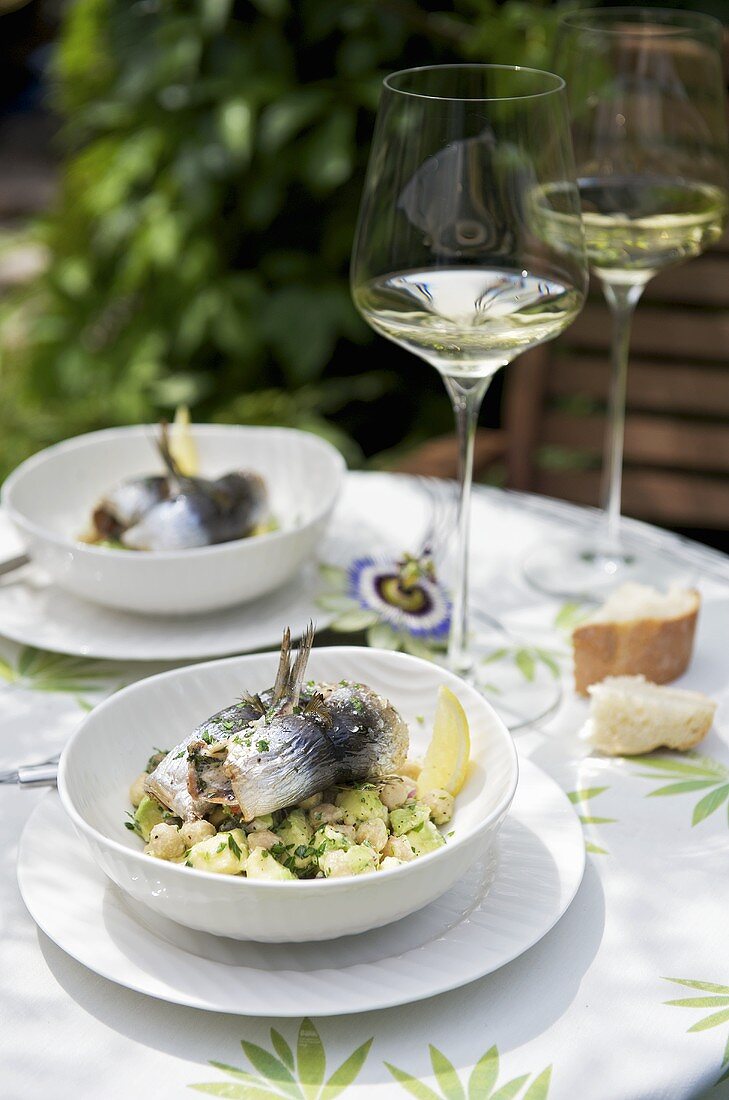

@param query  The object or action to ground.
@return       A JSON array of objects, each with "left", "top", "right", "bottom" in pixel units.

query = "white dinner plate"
[{"left": 18, "top": 758, "right": 585, "bottom": 1016}]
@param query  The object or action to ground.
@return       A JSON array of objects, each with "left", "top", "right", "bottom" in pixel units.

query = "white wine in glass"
[
  {"left": 523, "top": 9, "right": 729, "bottom": 597},
  {"left": 351, "top": 65, "right": 588, "bottom": 689}
]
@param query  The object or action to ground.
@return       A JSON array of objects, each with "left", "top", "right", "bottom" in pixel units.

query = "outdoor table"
[{"left": 1, "top": 472, "right": 728, "bottom": 1100}]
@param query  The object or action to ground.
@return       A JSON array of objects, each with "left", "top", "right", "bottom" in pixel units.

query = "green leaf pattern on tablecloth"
[
  {"left": 664, "top": 979, "right": 729, "bottom": 1083},
  {"left": 566, "top": 787, "right": 616, "bottom": 855},
  {"left": 386, "top": 1043, "right": 551, "bottom": 1099},
  {"left": 189, "top": 1019, "right": 373, "bottom": 1098},
  {"left": 553, "top": 601, "right": 591, "bottom": 633},
  {"left": 630, "top": 754, "right": 729, "bottom": 828},
  {"left": 0, "top": 644, "right": 121, "bottom": 709}
]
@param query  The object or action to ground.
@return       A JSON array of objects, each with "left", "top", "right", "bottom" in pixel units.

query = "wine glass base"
[
  {"left": 521, "top": 536, "right": 687, "bottom": 600},
  {"left": 443, "top": 613, "right": 563, "bottom": 732}
]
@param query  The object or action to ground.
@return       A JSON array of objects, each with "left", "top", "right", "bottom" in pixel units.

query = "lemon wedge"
[
  {"left": 169, "top": 405, "right": 199, "bottom": 477},
  {"left": 417, "top": 685, "right": 471, "bottom": 797}
]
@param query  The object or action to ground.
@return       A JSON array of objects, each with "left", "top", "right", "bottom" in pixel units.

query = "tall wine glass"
[
  {"left": 351, "top": 65, "right": 588, "bottom": 680},
  {"left": 523, "top": 8, "right": 729, "bottom": 597}
]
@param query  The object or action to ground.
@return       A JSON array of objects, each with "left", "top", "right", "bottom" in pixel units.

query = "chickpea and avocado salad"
[
  {"left": 127, "top": 754, "right": 457, "bottom": 880},
  {"left": 127, "top": 626, "right": 470, "bottom": 880}
]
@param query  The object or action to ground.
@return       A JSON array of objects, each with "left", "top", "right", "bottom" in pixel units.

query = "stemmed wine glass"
[
  {"left": 523, "top": 9, "right": 729, "bottom": 597},
  {"left": 351, "top": 65, "right": 588, "bottom": 689}
]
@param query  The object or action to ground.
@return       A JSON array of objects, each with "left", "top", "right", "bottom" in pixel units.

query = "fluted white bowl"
[
  {"left": 58, "top": 646, "right": 518, "bottom": 942},
  {"left": 1, "top": 424, "right": 344, "bottom": 615}
]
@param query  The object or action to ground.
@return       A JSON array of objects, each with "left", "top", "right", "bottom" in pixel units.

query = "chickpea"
[
  {"left": 180, "top": 819, "right": 216, "bottom": 848},
  {"left": 422, "top": 789, "right": 454, "bottom": 825},
  {"left": 378, "top": 776, "right": 414, "bottom": 810},
  {"left": 129, "top": 773, "right": 148, "bottom": 808},
  {"left": 355, "top": 818, "right": 388, "bottom": 852},
  {"left": 146, "top": 822, "right": 185, "bottom": 861},
  {"left": 308, "top": 803, "right": 344, "bottom": 827},
  {"left": 247, "top": 829, "right": 279, "bottom": 851},
  {"left": 382, "top": 834, "right": 415, "bottom": 862}
]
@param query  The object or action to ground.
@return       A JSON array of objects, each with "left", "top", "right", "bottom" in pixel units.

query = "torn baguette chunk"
[
  {"left": 588, "top": 675, "right": 716, "bottom": 755},
  {"left": 572, "top": 583, "right": 699, "bottom": 696}
]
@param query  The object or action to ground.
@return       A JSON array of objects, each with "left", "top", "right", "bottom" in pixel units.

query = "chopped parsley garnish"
[
  {"left": 256, "top": 739, "right": 270, "bottom": 753},
  {"left": 227, "top": 834, "right": 242, "bottom": 858}
]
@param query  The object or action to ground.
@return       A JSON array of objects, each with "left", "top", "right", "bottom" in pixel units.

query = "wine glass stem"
[
  {"left": 443, "top": 373, "right": 493, "bottom": 675},
  {"left": 599, "top": 281, "right": 644, "bottom": 554}
]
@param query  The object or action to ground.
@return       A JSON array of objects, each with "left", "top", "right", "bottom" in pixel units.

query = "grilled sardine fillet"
[
  {"left": 145, "top": 732, "right": 212, "bottom": 821},
  {"left": 145, "top": 695, "right": 264, "bottom": 818},
  {"left": 146, "top": 627, "right": 307, "bottom": 819},
  {"left": 225, "top": 681, "right": 409, "bottom": 821}
]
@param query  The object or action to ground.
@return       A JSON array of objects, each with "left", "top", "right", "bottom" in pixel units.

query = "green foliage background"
[{"left": 0, "top": 0, "right": 562, "bottom": 477}]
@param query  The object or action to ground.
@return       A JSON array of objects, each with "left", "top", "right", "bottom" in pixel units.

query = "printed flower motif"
[
  {"left": 347, "top": 554, "right": 451, "bottom": 640},
  {"left": 318, "top": 552, "right": 451, "bottom": 656}
]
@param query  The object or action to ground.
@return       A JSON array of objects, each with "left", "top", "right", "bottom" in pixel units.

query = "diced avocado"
[
  {"left": 389, "top": 802, "right": 431, "bottom": 837},
  {"left": 187, "top": 829, "right": 248, "bottom": 874},
  {"left": 313, "top": 824, "right": 351, "bottom": 854},
  {"left": 275, "top": 808, "right": 315, "bottom": 870},
  {"left": 320, "top": 844, "right": 378, "bottom": 878},
  {"left": 406, "top": 820, "right": 446, "bottom": 857},
  {"left": 335, "top": 788, "right": 388, "bottom": 825},
  {"left": 246, "top": 847, "right": 296, "bottom": 881},
  {"left": 133, "top": 795, "right": 166, "bottom": 842}
]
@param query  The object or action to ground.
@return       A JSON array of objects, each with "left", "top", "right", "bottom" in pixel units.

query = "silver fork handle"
[
  {"left": 17, "top": 761, "right": 59, "bottom": 787},
  {"left": 0, "top": 757, "right": 59, "bottom": 787}
]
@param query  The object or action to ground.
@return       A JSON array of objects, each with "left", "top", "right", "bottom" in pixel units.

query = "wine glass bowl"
[
  {"left": 351, "top": 64, "right": 588, "bottom": 682},
  {"left": 352, "top": 65, "right": 588, "bottom": 382}
]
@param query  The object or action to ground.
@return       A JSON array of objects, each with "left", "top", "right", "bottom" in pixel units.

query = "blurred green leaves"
[{"left": 0, "top": 0, "right": 561, "bottom": 478}]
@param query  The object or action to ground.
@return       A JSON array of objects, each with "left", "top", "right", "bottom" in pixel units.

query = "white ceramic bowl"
[
  {"left": 2, "top": 424, "right": 344, "bottom": 615},
  {"left": 58, "top": 647, "right": 518, "bottom": 942}
]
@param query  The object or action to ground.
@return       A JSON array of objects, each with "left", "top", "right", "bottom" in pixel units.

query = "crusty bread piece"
[
  {"left": 588, "top": 675, "right": 716, "bottom": 755},
  {"left": 572, "top": 583, "right": 699, "bottom": 696}
]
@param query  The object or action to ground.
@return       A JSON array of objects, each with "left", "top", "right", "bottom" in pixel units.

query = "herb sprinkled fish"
[{"left": 145, "top": 625, "right": 409, "bottom": 823}]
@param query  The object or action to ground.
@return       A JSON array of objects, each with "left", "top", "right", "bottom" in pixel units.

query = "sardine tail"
[
  {"left": 288, "top": 620, "right": 315, "bottom": 707},
  {"left": 271, "top": 627, "right": 292, "bottom": 705}
]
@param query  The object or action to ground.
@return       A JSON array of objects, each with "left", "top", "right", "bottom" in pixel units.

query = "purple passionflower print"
[{"left": 346, "top": 553, "right": 451, "bottom": 640}]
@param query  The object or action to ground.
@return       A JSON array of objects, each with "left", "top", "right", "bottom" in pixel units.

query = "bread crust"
[{"left": 573, "top": 590, "right": 699, "bottom": 696}]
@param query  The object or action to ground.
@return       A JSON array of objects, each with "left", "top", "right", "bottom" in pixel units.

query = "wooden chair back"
[{"left": 503, "top": 232, "right": 729, "bottom": 530}]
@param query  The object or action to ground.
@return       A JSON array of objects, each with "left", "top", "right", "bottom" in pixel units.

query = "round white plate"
[{"left": 18, "top": 758, "right": 585, "bottom": 1016}]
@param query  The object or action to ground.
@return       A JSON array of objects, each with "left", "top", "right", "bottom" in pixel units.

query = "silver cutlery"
[{"left": 0, "top": 752, "right": 59, "bottom": 787}]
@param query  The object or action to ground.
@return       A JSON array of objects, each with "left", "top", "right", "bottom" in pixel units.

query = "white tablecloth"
[{"left": 1, "top": 473, "right": 728, "bottom": 1100}]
